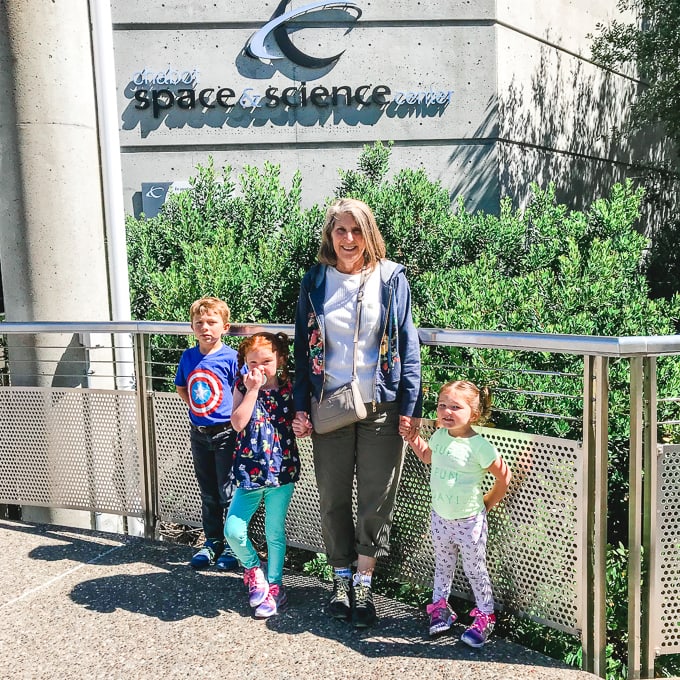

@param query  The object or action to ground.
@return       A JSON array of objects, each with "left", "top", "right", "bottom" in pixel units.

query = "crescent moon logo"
[
  {"left": 145, "top": 186, "right": 166, "bottom": 199},
  {"left": 247, "top": 0, "right": 362, "bottom": 69}
]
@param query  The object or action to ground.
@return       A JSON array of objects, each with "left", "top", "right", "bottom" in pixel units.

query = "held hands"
[
  {"left": 292, "top": 411, "right": 313, "bottom": 438},
  {"left": 292, "top": 412, "right": 419, "bottom": 440},
  {"left": 399, "top": 415, "right": 420, "bottom": 442}
]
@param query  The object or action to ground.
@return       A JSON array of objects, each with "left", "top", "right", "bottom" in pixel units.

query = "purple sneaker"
[
  {"left": 460, "top": 608, "right": 496, "bottom": 648},
  {"left": 243, "top": 565, "right": 269, "bottom": 607},
  {"left": 426, "top": 598, "right": 457, "bottom": 636},
  {"left": 254, "top": 584, "right": 288, "bottom": 618}
]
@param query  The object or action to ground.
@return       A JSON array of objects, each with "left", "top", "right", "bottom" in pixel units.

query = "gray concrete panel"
[
  {"left": 497, "top": 0, "right": 630, "bottom": 57},
  {"left": 499, "top": 141, "right": 639, "bottom": 212},
  {"left": 112, "top": 0, "right": 496, "bottom": 24},
  {"left": 115, "top": 25, "right": 495, "bottom": 145},
  {"left": 497, "top": 28, "right": 671, "bottom": 168},
  {"left": 121, "top": 140, "right": 500, "bottom": 215}
]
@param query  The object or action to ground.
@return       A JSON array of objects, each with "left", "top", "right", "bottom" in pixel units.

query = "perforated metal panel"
[
  {"left": 0, "top": 386, "right": 141, "bottom": 515},
  {"left": 151, "top": 392, "right": 583, "bottom": 633},
  {"left": 152, "top": 392, "right": 203, "bottom": 526},
  {"left": 152, "top": 392, "right": 325, "bottom": 541},
  {"left": 388, "top": 423, "right": 583, "bottom": 634},
  {"left": 654, "top": 444, "right": 680, "bottom": 653}
]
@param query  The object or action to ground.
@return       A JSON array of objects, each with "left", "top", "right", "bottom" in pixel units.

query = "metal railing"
[{"left": 0, "top": 320, "right": 678, "bottom": 679}]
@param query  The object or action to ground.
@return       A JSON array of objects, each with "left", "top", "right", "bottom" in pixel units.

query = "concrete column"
[
  {"left": 0, "top": 0, "right": 113, "bottom": 527},
  {"left": 0, "top": 0, "right": 110, "bottom": 325}
]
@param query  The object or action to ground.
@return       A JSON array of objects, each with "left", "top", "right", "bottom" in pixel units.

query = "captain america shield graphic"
[{"left": 187, "top": 368, "right": 223, "bottom": 416}]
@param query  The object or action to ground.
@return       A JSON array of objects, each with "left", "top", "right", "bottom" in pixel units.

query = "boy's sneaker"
[
  {"left": 243, "top": 565, "right": 269, "bottom": 607},
  {"left": 215, "top": 545, "right": 238, "bottom": 571},
  {"left": 328, "top": 575, "right": 352, "bottom": 620},
  {"left": 352, "top": 581, "right": 376, "bottom": 628},
  {"left": 190, "top": 539, "right": 223, "bottom": 570},
  {"left": 427, "top": 598, "right": 457, "bottom": 636},
  {"left": 460, "top": 608, "right": 496, "bottom": 648},
  {"left": 254, "top": 584, "right": 288, "bottom": 618}
]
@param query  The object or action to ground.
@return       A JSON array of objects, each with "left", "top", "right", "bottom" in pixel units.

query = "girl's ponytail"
[
  {"left": 274, "top": 332, "right": 291, "bottom": 382},
  {"left": 478, "top": 385, "right": 492, "bottom": 424}
]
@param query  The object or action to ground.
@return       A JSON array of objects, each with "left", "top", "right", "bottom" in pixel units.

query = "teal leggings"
[{"left": 224, "top": 483, "right": 294, "bottom": 585}]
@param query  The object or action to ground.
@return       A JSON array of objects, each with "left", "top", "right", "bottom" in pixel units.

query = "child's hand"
[
  {"left": 244, "top": 368, "right": 265, "bottom": 391},
  {"left": 292, "top": 412, "right": 313, "bottom": 438},
  {"left": 399, "top": 415, "right": 419, "bottom": 440},
  {"left": 404, "top": 430, "right": 419, "bottom": 445}
]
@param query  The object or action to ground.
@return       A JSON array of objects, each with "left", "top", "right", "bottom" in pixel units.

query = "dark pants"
[
  {"left": 311, "top": 401, "right": 405, "bottom": 567},
  {"left": 190, "top": 425, "right": 237, "bottom": 541}
]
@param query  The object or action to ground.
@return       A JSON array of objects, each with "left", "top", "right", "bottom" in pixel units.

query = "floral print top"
[{"left": 232, "top": 377, "right": 300, "bottom": 490}]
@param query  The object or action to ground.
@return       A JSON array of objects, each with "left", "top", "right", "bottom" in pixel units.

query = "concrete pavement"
[{"left": 0, "top": 518, "right": 599, "bottom": 680}]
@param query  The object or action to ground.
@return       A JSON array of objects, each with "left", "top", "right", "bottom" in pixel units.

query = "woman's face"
[{"left": 331, "top": 212, "right": 366, "bottom": 274}]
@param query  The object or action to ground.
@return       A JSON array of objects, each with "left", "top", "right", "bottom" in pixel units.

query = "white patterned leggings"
[{"left": 431, "top": 509, "right": 494, "bottom": 614}]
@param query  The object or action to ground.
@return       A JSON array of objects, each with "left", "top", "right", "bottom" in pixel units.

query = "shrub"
[{"left": 126, "top": 158, "right": 322, "bottom": 325}]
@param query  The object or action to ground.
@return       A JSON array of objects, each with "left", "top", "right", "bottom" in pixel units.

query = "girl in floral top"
[{"left": 224, "top": 332, "right": 300, "bottom": 618}]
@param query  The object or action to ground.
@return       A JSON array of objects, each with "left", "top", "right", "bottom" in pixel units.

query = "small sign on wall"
[{"left": 141, "top": 182, "right": 190, "bottom": 217}]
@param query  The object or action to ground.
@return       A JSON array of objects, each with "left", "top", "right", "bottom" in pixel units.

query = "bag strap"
[{"left": 352, "top": 267, "right": 369, "bottom": 380}]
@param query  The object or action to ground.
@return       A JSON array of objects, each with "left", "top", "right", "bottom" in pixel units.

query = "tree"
[{"left": 590, "top": 0, "right": 680, "bottom": 152}]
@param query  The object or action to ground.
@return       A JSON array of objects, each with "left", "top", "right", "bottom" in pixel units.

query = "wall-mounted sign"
[
  {"left": 133, "top": 81, "right": 454, "bottom": 118},
  {"left": 246, "top": 0, "right": 362, "bottom": 68},
  {"left": 141, "top": 182, "right": 190, "bottom": 217},
  {"left": 125, "top": 1, "right": 453, "bottom": 127}
]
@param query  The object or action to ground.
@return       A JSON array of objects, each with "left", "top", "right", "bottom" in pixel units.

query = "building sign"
[
  {"left": 141, "top": 182, "right": 189, "bottom": 217},
  {"left": 132, "top": 80, "right": 454, "bottom": 118},
  {"left": 126, "top": 1, "right": 453, "bottom": 124},
  {"left": 246, "top": 0, "right": 362, "bottom": 68}
]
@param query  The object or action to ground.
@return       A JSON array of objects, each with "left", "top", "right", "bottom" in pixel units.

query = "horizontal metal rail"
[{"left": 2, "top": 321, "right": 680, "bottom": 357}]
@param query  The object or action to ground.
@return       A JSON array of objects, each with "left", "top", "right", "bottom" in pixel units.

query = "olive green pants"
[{"left": 312, "top": 401, "right": 406, "bottom": 567}]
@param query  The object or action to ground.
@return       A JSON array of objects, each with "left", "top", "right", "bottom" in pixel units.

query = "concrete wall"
[{"left": 111, "top": 0, "right": 669, "bottom": 216}]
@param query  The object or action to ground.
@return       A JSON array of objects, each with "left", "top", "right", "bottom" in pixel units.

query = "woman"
[{"left": 292, "top": 198, "right": 421, "bottom": 628}]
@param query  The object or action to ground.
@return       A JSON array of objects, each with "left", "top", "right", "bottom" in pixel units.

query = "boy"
[{"left": 175, "top": 296, "right": 239, "bottom": 570}]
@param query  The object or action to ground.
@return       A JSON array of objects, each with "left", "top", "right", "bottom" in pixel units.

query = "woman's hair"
[
  {"left": 317, "top": 198, "right": 387, "bottom": 268},
  {"left": 439, "top": 380, "right": 492, "bottom": 425},
  {"left": 237, "top": 332, "right": 290, "bottom": 382},
  {"left": 189, "top": 296, "right": 230, "bottom": 324}
]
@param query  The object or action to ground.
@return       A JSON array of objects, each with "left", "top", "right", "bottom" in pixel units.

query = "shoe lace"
[
  {"left": 332, "top": 576, "right": 350, "bottom": 600},
  {"left": 426, "top": 598, "right": 448, "bottom": 616},
  {"left": 354, "top": 582, "right": 372, "bottom": 607},
  {"left": 244, "top": 567, "right": 263, "bottom": 588},
  {"left": 469, "top": 608, "right": 493, "bottom": 632}
]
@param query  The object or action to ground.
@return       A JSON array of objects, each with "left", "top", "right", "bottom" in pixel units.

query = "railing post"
[
  {"left": 133, "top": 332, "right": 157, "bottom": 540},
  {"left": 582, "top": 355, "right": 608, "bottom": 677},
  {"left": 628, "top": 357, "right": 644, "bottom": 679},
  {"left": 641, "top": 356, "right": 658, "bottom": 678}
]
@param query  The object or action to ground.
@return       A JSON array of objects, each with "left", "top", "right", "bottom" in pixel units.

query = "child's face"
[
  {"left": 436, "top": 389, "right": 476, "bottom": 433},
  {"left": 191, "top": 310, "right": 229, "bottom": 353},
  {"left": 246, "top": 345, "right": 283, "bottom": 384}
]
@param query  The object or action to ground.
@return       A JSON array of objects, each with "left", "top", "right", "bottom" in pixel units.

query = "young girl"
[
  {"left": 224, "top": 332, "right": 300, "bottom": 618},
  {"left": 405, "top": 380, "right": 511, "bottom": 646}
]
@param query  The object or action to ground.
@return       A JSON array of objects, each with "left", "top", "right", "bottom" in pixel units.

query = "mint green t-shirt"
[{"left": 429, "top": 428, "right": 500, "bottom": 520}]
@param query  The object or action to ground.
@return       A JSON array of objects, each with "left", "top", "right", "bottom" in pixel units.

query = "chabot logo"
[{"left": 246, "top": 0, "right": 362, "bottom": 68}]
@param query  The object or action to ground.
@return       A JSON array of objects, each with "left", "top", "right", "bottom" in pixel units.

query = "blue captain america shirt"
[{"left": 174, "top": 343, "right": 239, "bottom": 426}]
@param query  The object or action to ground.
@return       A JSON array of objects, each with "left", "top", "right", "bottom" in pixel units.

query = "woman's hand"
[
  {"left": 293, "top": 411, "right": 313, "bottom": 438},
  {"left": 399, "top": 415, "right": 420, "bottom": 441}
]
